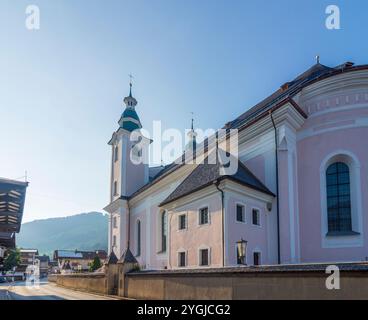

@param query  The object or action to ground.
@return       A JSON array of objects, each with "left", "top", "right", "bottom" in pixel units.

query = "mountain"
[{"left": 17, "top": 212, "right": 108, "bottom": 258}]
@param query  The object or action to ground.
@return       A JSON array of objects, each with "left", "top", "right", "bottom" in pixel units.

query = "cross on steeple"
[
  {"left": 128, "top": 74, "right": 134, "bottom": 96},
  {"left": 191, "top": 111, "right": 194, "bottom": 130}
]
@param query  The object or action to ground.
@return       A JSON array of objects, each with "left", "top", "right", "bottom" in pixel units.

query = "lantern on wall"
[{"left": 236, "top": 238, "right": 248, "bottom": 265}]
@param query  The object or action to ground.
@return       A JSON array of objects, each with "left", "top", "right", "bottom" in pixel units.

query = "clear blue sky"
[{"left": 1, "top": 0, "right": 367, "bottom": 222}]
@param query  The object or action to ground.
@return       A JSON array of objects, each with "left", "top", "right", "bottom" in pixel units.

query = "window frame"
[
  {"left": 177, "top": 250, "right": 187, "bottom": 268},
  {"left": 198, "top": 206, "right": 210, "bottom": 226},
  {"left": 235, "top": 202, "right": 246, "bottom": 223},
  {"left": 198, "top": 246, "right": 211, "bottom": 267},
  {"left": 136, "top": 220, "right": 141, "bottom": 257},
  {"left": 161, "top": 211, "right": 167, "bottom": 253},
  {"left": 326, "top": 162, "right": 352, "bottom": 234},
  {"left": 320, "top": 151, "right": 363, "bottom": 249},
  {"left": 178, "top": 213, "right": 187, "bottom": 231},
  {"left": 251, "top": 208, "right": 261, "bottom": 227},
  {"left": 253, "top": 251, "right": 261, "bottom": 266}
]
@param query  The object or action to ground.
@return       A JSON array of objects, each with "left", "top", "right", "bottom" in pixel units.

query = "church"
[{"left": 104, "top": 60, "right": 368, "bottom": 269}]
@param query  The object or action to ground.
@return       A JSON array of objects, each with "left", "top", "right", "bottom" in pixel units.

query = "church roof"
[
  {"left": 225, "top": 61, "right": 360, "bottom": 130},
  {"left": 160, "top": 156, "right": 274, "bottom": 206},
  {"left": 120, "top": 61, "right": 368, "bottom": 202}
]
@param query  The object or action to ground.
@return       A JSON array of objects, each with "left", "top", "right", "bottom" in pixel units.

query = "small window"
[
  {"left": 253, "top": 252, "right": 261, "bottom": 266},
  {"left": 112, "top": 235, "right": 116, "bottom": 247},
  {"left": 136, "top": 220, "right": 141, "bottom": 257},
  {"left": 114, "top": 146, "right": 119, "bottom": 162},
  {"left": 199, "top": 207, "right": 209, "bottom": 225},
  {"left": 113, "top": 181, "right": 118, "bottom": 196},
  {"left": 178, "top": 252, "right": 186, "bottom": 267},
  {"left": 178, "top": 214, "right": 187, "bottom": 230},
  {"left": 199, "top": 248, "right": 209, "bottom": 266},
  {"left": 113, "top": 216, "right": 117, "bottom": 228},
  {"left": 161, "top": 211, "right": 167, "bottom": 252},
  {"left": 236, "top": 204, "right": 245, "bottom": 222},
  {"left": 252, "top": 209, "right": 260, "bottom": 226}
]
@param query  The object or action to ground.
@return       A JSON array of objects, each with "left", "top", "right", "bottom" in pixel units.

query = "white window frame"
[
  {"left": 252, "top": 249, "right": 262, "bottom": 266},
  {"left": 177, "top": 249, "right": 187, "bottom": 268},
  {"left": 235, "top": 202, "right": 246, "bottom": 224},
  {"left": 320, "top": 150, "right": 363, "bottom": 248},
  {"left": 198, "top": 245, "right": 211, "bottom": 267},
  {"left": 112, "top": 235, "right": 117, "bottom": 247},
  {"left": 178, "top": 213, "right": 188, "bottom": 231},
  {"left": 251, "top": 207, "right": 261, "bottom": 227},
  {"left": 113, "top": 216, "right": 118, "bottom": 228},
  {"left": 198, "top": 205, "right": 210, "bottom": 226}
]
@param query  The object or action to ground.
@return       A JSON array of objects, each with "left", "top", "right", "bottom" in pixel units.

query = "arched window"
[
  {"left": 136, "top": 220, "right": 141, "bottom": 256},
  {"left": 326, "top": 162, "right": 352, "bottom": 233},
  {"left": 161, "top": 211, "right": 167, "bottom": 252}
]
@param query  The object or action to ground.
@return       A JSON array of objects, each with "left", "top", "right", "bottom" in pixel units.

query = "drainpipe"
[
  {"left": 215, "top": 180, "right": 225, "bottom": 267},
  {"left": 126, "top": 201, "right": 130, "bottom": 251},
  {"left": 270, "top": 110, "right": 281, "bottom": 265}
]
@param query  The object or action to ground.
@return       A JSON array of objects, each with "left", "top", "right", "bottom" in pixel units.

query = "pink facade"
[{"left": 105, "top": 62, "right": 368, "bottom": 269}]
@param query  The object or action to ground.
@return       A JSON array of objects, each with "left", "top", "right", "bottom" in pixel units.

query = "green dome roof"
[{"left": 118, "top": 108, "right": 142, "bottom": 132}]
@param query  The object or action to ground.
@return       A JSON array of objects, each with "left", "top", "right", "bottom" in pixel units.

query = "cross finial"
[
  {"left": 191, "top": 112, "right": 194, "bottom": 130},
  {"left": 315, "top": 55, "right": 320, "bottom": 64},
  {"left": 128, "top": 74, "right": 133, "bottom": 96}
]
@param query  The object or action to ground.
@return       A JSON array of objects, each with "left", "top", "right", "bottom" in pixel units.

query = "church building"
[{"left": 104, "top": 61, "right": 368, "bottom": 269}]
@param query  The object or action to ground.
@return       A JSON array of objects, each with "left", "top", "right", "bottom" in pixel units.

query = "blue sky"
[{"left": 1, "top": 0, "right": 367, "bottom": 222}]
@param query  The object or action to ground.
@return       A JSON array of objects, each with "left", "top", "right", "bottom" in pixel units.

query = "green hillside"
[{"left": 16, "top": 212, "right": 108, "bottom": 257}]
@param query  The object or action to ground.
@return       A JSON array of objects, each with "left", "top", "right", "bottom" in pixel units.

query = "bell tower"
[{"left": 104, "top": 80, "right": 150, "bottom": 257}]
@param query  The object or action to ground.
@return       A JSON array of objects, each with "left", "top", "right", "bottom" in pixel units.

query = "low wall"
[
  {"left": 125, "top": 263, "right": 368, "bottom": 300},
  {"left": 51, "top": 273, "right": 106, "bottom": 295}
]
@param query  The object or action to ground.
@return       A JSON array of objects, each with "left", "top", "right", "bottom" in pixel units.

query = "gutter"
[
  {"left": 270, "top": 110, "right": 281, "bottom": 265},
  {"left": 215, "top": 181, "right": 225, "bottom": 267}
]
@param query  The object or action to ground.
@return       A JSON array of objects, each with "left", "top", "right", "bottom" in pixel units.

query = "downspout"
[
  {"left": 126, "top": 201, "right": 130, "bottom": 250},
  {"left": 215, "top": 181, "right": 225, "bottom": 267},
  {"left": 270, "top": 110, "right": 281, "bottom": 264}
]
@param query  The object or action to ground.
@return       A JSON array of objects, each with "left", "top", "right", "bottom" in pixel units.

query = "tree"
[
  {"left": 89, "top": 256, "right": 102, "bottom": 272},
  {"left": 4, "top": 248, "right": 20, "bottom": 271}
]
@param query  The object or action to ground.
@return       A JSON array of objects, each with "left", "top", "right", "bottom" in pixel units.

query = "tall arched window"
[
  {"left": 161, "top": 211, "right": 167, "bottom": 252},
  {"left": 326, "top": 162, "right": 352, "bottom": 233},
  {"left": 136, "top": 220, "right": 141, "bottom": 256}
]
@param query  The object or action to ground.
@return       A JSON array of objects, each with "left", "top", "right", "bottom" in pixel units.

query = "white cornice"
[{"left": 103, "top": 198, "right": 127, "bottom": 214}]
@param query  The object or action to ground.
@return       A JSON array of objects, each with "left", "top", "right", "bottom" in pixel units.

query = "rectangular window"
[
  {"left": 253, "top": 252, "right": 261, "bottom": 265},
  {"left": 114, "top": 146, "right": 118, "bottom": 162},
  {"left": 113, "top": 235, "right": 116, "bottom": 247},
  {"left": 199, "top": 207, "right": 209, "bottom": 225},
  {"left": 113, "top": 181, "right": 118, "bottom": 196},
  {"left": 199, "top": 249, "right": 209, "bottom": 266},
  {"left": 178, "top": 252, "right": 186, "bottom": 267},
  {"left": 236, "top": 204, "right": 245, "bottom": 222},
  {"left": 178, "top": 214, "right": 187, "bottom": 230},
  {"left": 252, "top": 209, "right": 260, "bottom": 226},
  {"left": 113, "top": 216, "right": 117, "bottom": 228}
]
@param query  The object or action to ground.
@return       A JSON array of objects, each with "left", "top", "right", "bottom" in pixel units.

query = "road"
[{"left": 0, "top": 279, "right": 117, "bottom": 300}]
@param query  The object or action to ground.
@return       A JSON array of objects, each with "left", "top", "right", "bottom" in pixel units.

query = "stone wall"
[
  {"left": 125, "top": 264, "right": 368, "bottom": 300},
  {"left": 51, "top": 273, "right": 107, "bottom": 295},
  {"left": 48, "top": 263, "right": 368, "bottom": 300}
]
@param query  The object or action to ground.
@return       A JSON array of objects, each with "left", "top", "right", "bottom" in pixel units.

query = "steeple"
[
  {"left": 186, "top": 112, "right": 197, "bottom": 152},
  {"left": 119, "top": 77, "right": 142, "bottom": 132}
]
